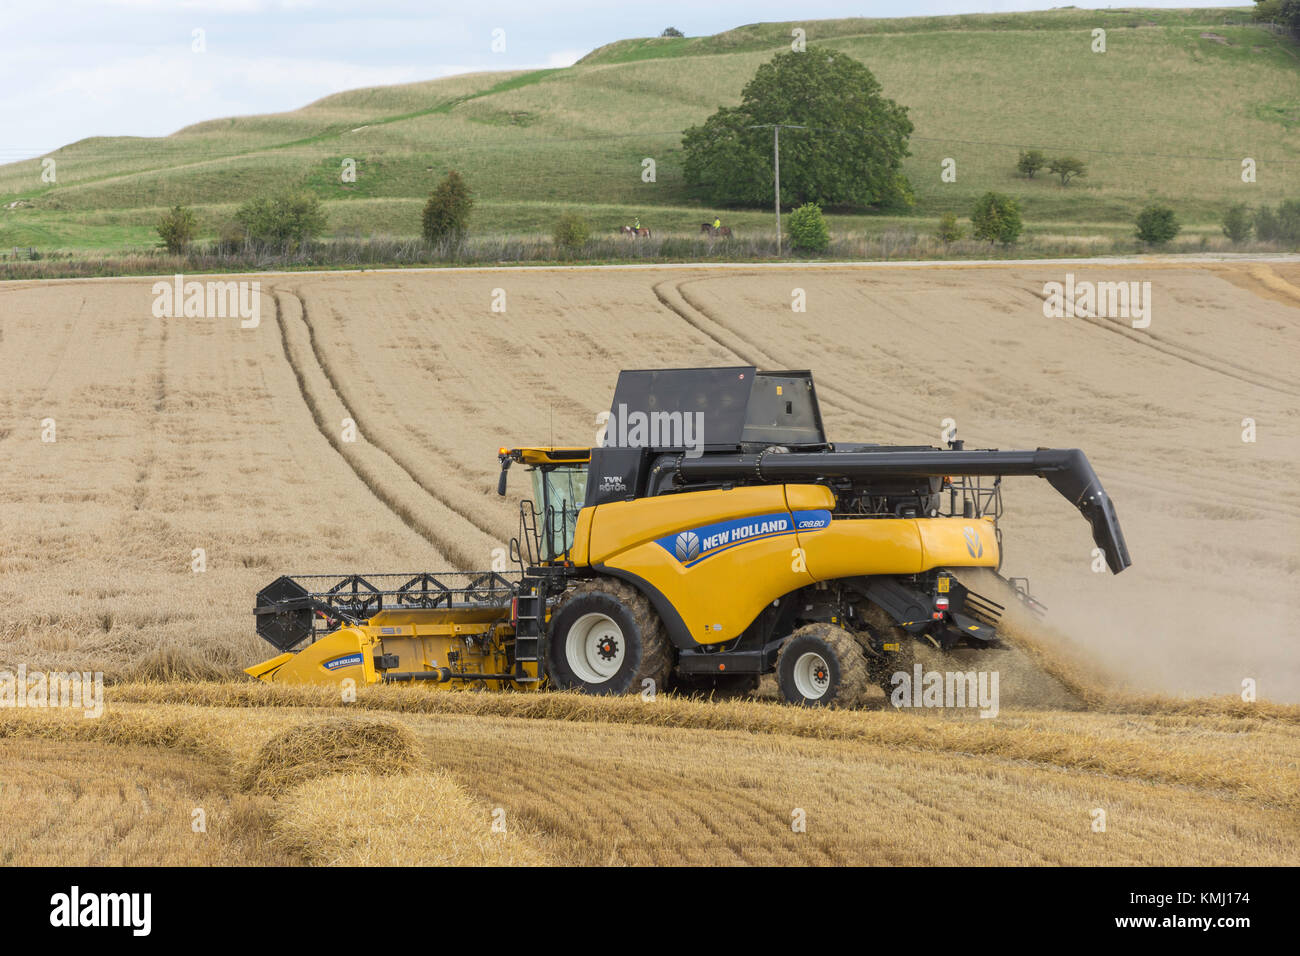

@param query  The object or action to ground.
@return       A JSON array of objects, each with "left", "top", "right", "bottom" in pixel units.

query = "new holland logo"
[
  {"left": 963, "top": 526, "right": 984, "bottom": 558},
  {"left": 657, "top": 510, "right": 830, "bottom": 567},
  {"left": 675, "top": 531, "right": 701, "bottom": 562},
  {"left": 323, "top": 653, "right": 363, "bottom": 671}
]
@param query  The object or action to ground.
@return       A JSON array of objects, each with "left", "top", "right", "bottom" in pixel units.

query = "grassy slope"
[{"left": 0, "top": 8, "right": 1296, "bottom": 252}]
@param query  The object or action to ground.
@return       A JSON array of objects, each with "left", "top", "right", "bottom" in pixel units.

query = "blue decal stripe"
[
  {"left": 679, "top": 527, "right": 798, "bottom": 568},
  {"left": 791, "top": 509, "right": 833, "bottom": 531},
  {"left": 656, "top": 511, "right": 794, "bottom": 563}
]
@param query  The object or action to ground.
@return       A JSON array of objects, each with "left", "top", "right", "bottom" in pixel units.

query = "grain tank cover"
[{"left": 606, "top": 366, "right": 826, "bottom": 452}]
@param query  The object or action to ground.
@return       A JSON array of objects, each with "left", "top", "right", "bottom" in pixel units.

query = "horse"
[
  {"left": 622, "top": 225, "right": 652, "bottom": 238},
  {"left": 701, "top": 223, "right": 732, "bottom": 238}
]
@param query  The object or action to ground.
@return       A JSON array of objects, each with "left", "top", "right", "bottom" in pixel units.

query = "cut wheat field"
[{"left": 1, "top": 259, "right": 1297, "bottom": 865}]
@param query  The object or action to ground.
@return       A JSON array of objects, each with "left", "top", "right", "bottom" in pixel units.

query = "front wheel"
[
  {"left": 547, "top": 579, "right": 672, "bottom": 696},
  {"left": 776, "top": 624, "right": 870, "bottom": 708}
]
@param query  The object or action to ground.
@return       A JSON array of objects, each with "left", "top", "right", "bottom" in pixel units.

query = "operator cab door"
[{"left": 531, "top": 464, "right": 588, "bottom": 561}]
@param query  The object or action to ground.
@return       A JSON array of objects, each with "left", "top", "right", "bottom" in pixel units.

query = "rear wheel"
[
  {"left": 776, "top": 624, "right": 869, "bottom": 708},
  {"left": 547, "top": 579, "right": 672, "bottom": 696}
]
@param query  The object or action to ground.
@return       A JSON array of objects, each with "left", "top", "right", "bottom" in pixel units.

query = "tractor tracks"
[
  {"left": 651, "top": 277, "right": 931, "bottom": 441},
  {"left": 1019, "top": 284, "right": 1300, "bottom": 399},
  {"left": 656, "top": 272, "right": 1300, "bottom": 523},
  {"left": 271, "top": 288, "right": 499, "bottom": 569},
  {"left": 291, "top": 290, "right": 504, "bottom": 544}
]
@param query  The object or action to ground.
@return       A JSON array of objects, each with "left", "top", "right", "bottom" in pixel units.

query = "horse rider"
[
  {"left": 712, "top": 216, "right": 721, "bottom": 231},
  {"left": 633, "top": 216, "right": 641, "bottom": 232}
]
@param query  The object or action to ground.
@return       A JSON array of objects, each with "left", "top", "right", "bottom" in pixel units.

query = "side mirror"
[{"left": 497, "top": 458, "right": 511, "bottom": 496}]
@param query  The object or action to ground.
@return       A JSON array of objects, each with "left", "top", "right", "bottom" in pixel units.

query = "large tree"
[
  {"left": 682, "top": 46, "right": 914, "bottom": 210},
  {"left": 1254, "top": 0, "right": 1300, "bottom": 40}
]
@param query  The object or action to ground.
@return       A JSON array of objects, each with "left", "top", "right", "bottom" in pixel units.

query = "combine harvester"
[{"left": 250, "top": 367, "right": 1129, "bottom": 706}]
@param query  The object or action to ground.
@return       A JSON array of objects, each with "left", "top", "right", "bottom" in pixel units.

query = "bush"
[
  {"left": 234, "top": 193, "right": 327, "bottom": 247},
  {"left": 1135, "top": 204, "right": 1180, "bottom": 245},
  {"left": 1277, "top": 199, "right": 1300, "bottom": 245},
  {"left": 1221, "top": 204, "right": 1253, "bottom": 244},
  {"left": 1047, "top": 156, "right": 1087, "bottom": 186},
  {"left": 156, "top": 205, "right": 198, "bottom": 254},
  {"left": 552, "top": 212, "right": 590, "bottom": 251},
  {"left": 421, "top": 170, "right": 473, "bottom": 244},
  {"left": 1256, "top": 199, "right": 1300, "bottom": 246},
  {"left": 1016, "top": 150, "right": 1047, "bottom": 179},
  {"left": 934, "top": 212, "right": 965, "bottom": 244},
  {"left": 1255, "top": 205, "right": 1279, "bottom": 241},
  {"left": 970, "top": 192, "right": 1023, "bottom": 245},
  {"left": 786, "top": 203, "right": 830, "bottom": 252},
  {"left": 660, "top": 26, "right": 684, "bottom": 37}
]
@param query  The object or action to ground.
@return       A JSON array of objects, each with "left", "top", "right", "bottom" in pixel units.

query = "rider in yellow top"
[
  {"left": 712, "top": 217, "right": 721, "bottom": 230},
  {"left": 634, "top": 217, "right": 641, "bottom": 231}
]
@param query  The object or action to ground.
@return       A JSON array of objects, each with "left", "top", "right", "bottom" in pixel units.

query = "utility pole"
[
  {"left": 748, "top": 124, "right": 805, "bottom": 256},
  {"left": 774, "top": 125, "right": 781, "bottom": 255}
]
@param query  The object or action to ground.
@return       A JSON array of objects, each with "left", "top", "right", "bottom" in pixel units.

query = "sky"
[{"left": 0, "top": 0, "right": 1242, "bottom": 163}]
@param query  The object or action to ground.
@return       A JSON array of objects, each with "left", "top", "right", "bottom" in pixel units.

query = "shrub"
[
  {"left": 1221, "top": 204, "right": 1252, "bottom": 244},
  {"left": 1047, "top": 156, "right": 1087, "bottom": 186},
  {"left": 234, "top": 193, "right": 327, "bottom": 247},
  {"left": 156, "top": 205, "right": 198, "bottom": 254},
  {"left": 1255, "top": 205, "right": 1279, "bottom": 241},
  {"left": 934, "top": 211, "right": 965, "bottom": 244},
  {"left": 1276, "top": 199, "right": 1300, "bottom": 245},
  {"left": 421, "top": 170, "right": 473, "bottom": 244},
  {"left": 552, "top": 212, "right": 590, "bottom": 251},
  {"left": 1016, "top": 150, "right": 1047, "bottom": 179},
  {"left": 1135, "top": 204, "right": 1180, "bottom": 245},
  {"left": 970, "top": 192, "right": 1023, "bottom": 245},
  {"left": 786, "top": 202, "right": 830, "bottom": 252},
  {"left": 660, "top": 27, "right": 684, "bottom": 37}
]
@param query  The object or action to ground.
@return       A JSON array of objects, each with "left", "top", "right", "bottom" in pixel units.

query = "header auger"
[{"left": 250, "top": 366, "right": 1129, "bottom": 707}]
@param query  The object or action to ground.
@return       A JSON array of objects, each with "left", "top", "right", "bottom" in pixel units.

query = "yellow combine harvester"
[{"left": 250, "top": 367, "right": 1129, "bottom": 706}]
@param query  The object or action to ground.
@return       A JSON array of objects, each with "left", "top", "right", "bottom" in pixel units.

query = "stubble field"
[{"left": 1, "top": 258, "right": 1297, "bottom": 865}]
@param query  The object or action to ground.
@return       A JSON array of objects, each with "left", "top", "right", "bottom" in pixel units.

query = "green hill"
[{"left": 1, "top": 7, "right": 1296, "bottom": 252}]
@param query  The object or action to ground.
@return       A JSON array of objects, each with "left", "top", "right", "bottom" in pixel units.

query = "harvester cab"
[
  {"left": 251, "top": 366, "right": 1130, "bottom": 707},
  {"left": 496, "top": 447, "right": 590, "bottom": 566}
]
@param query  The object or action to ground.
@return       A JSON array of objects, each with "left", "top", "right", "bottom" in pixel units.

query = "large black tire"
[
  {"left": 547, "top": 578, "right": 672, "bottom": 696},
  {"left": 776, "top": 623, "right": 870, "bottom": 708}
]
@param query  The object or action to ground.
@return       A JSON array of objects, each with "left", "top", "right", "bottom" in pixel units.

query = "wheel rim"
[
  {"left": 565, "top": 612, "right": 625, "bottom": 684},
  {"left": 792, "top": 651, "right": 831, "bottom": 700}
]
